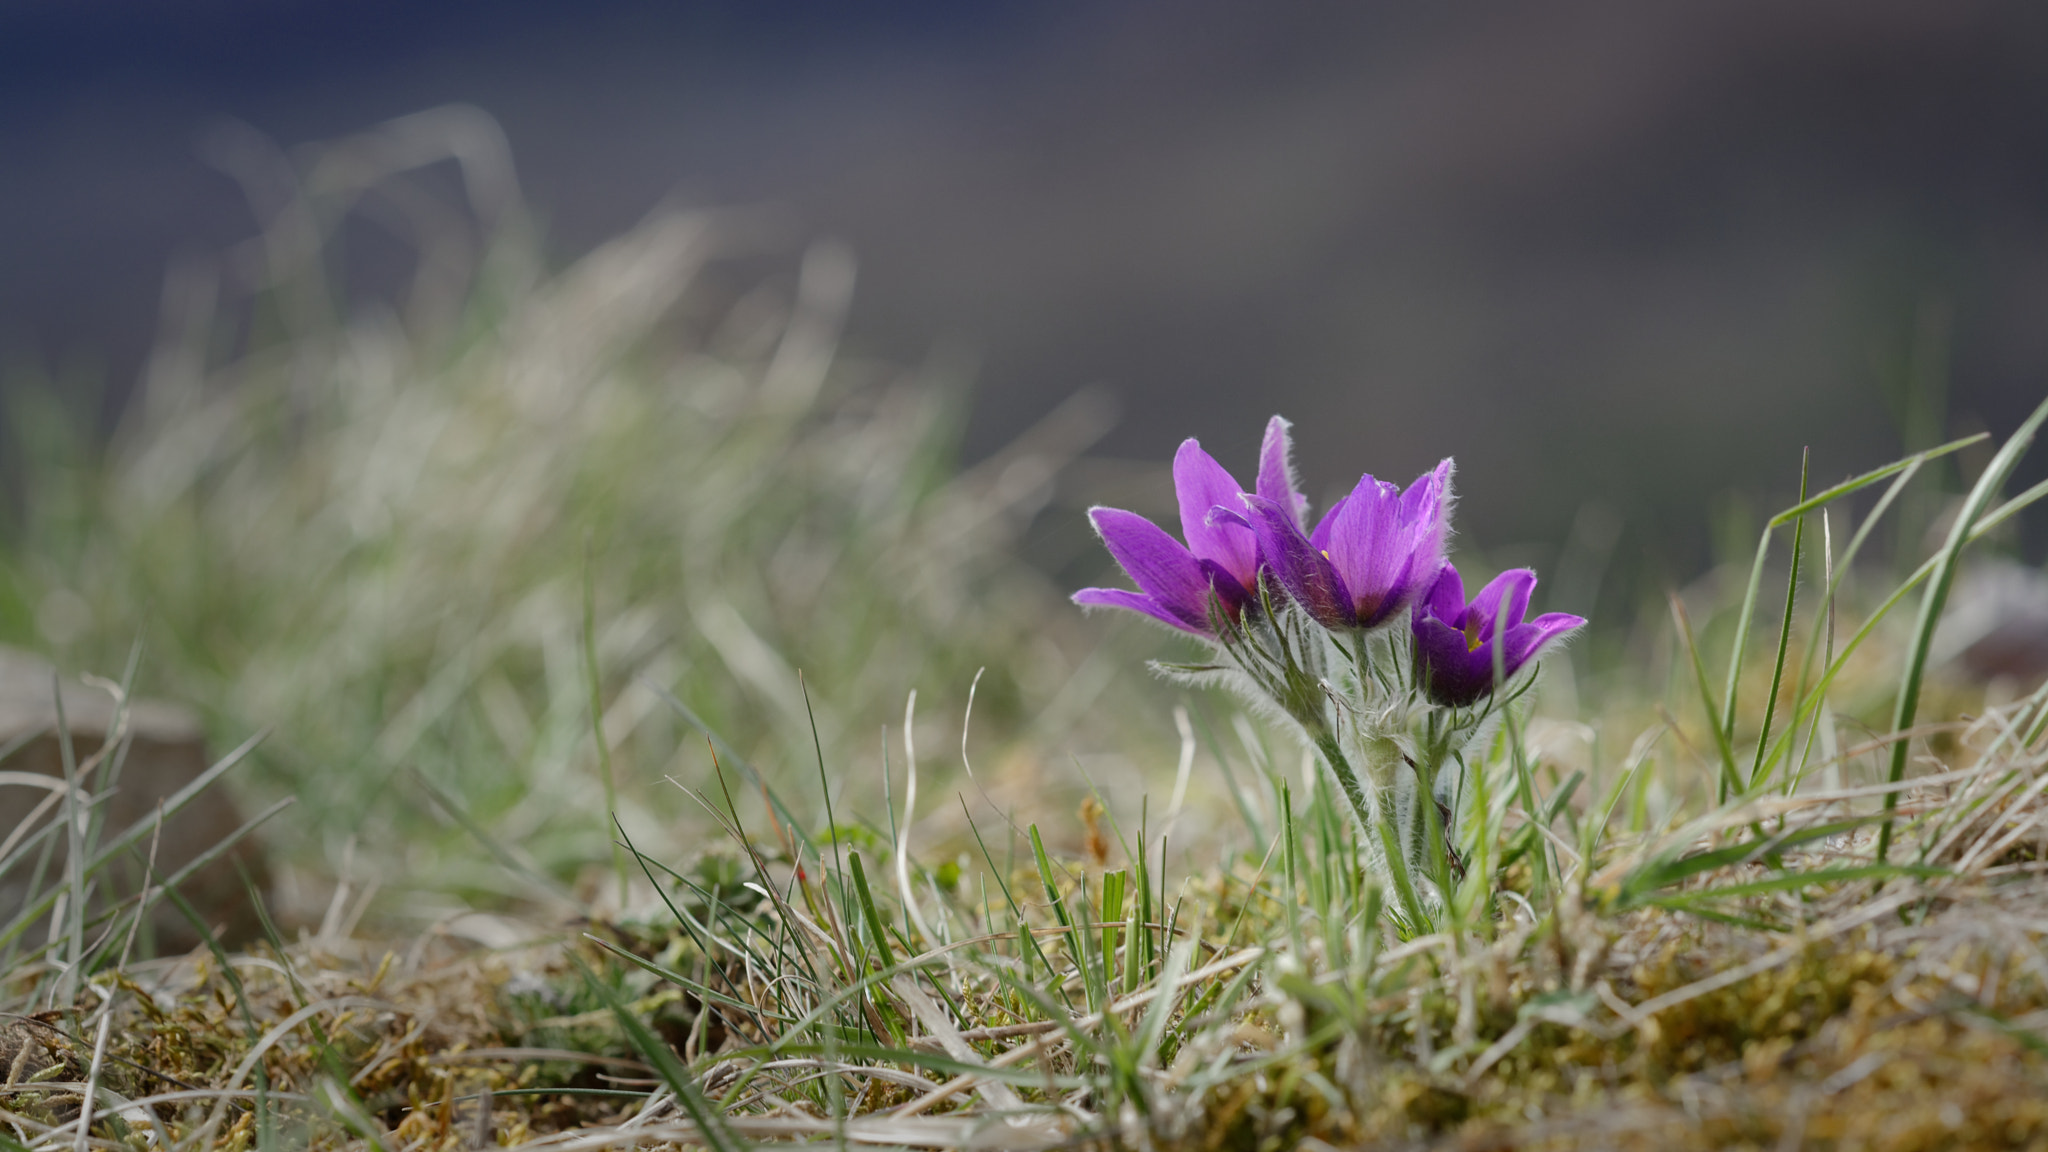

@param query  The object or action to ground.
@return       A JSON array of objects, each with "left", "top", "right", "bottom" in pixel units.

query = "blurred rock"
[
  {"left": 0, "top": 646, "right": 265, "bottom": 954},
  {"left": 1932, "top": 560, "right": 2048, "bottom": 687}
]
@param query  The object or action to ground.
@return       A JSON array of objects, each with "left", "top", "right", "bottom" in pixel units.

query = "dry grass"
[{"left": 3, "top": 689, "right": 2045, "bottom": 1150}]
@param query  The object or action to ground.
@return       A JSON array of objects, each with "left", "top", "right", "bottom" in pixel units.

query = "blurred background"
[
  {"left": 8, "top": 0, "right": 2048, "bottom": 586},
  {"left": 4, "top": 0, "right": 2048, "bottom": 923}
]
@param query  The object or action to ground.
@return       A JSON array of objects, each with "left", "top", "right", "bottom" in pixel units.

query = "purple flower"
[
  {"left": 1254, "top": 415, "right": 1310, "bottom": 529},
  {"left": 1073, "top": 420, "right": 1301, "bottom": 637},
  {"left": 1235, "top": 459, "right": 1455, "bottom": 631},
  {"left": 1410, "top": 564, "right": 1585, "bottom": 707}
]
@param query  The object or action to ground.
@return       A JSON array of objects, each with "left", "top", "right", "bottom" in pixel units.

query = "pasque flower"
[
  {"left": 1410, "top": 563, "right": 1585, "bottom": 707},
  {"left": 1072, "top": 412, "right": 1592, "bottom": 933},
  {"left": 1234, "top": 459, "right": 1455, "bottom": 631},
  {"left": 1072, "top": 417, "right": 1304, "bottom": 637}
]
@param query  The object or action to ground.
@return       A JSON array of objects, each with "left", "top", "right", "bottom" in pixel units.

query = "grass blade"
[
  {"left": 1879, "top": 395, "right": 2048, "bottom": 861},
  {"left": 1747, "top": 449, "right": 1809, "bottom": 792},
  {"left": 1720, "top": 526, "right": 1774, "bottom": 757},
  {"left": 1670, "top": 594, "right": 1741, "bottom": 802},
  {"left": 848, "top": 851, "right": 897, "bottom": 970},
  {"left": 1766, "top": 432, "right": 1985, "bottom": 527},
  {"left": 570, "top": 953, "right": 742, "bottom": 1152}
]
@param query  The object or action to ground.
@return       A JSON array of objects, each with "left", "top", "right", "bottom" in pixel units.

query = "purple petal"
[
  {"left": 1072, "top": 587, "right": 1210, "bottom": 637},
  {"left": 1412, "top": 616, "right": 1493, "bottom": 707},
  {"left": 1503, "top": 612, "right": 1587, "bottom": 674},
  {"left": 1397, "top": 458, "right": 1455, "bottom": 577},
  {"left": 1256, "top": 416, "right": 1310, "bottom": 527},
  {"left": 1087, "top": 507, "right": 1213, "bottom": 630},
  {"left": 1206, "top": 503, "right": 1252, "bottom": 531},
  {"left": 1359, "top": 551, "right": 1422, "bottom": 629},
  {"left": 1241, "top": 494, "right": 1355, "bottom": 628},
  {"left": 1465, "top": 568, "right": 1536, "bottom": 648},
  {"left": 1419, "top": 563, "right": 1466, "bottom": 626},
  {"left": 1196, "top": 558, "right": 1254, "bottom": 616},
  {"left": 1410, "top": 555, "right": 1587, "bottom": 706},
  {"left": 1308, "top": 494, "right": 1347, "bottom": 553},
  {"left": 1322, "top": 474, "right": 1405, "bottom": 620},
  {"left": 1401, "top": 459, "right": 1456, "bottom": 523},
  {"left": 1173, "top": 439, "right": 1258, "bottom": 588}
]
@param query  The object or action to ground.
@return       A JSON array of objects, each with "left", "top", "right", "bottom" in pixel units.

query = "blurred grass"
[{"left": 0, "top": 108, "right": 1151, "bottom": 911}]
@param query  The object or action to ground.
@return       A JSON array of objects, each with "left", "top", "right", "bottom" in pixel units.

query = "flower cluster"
[{"left": 1074, "top": 416, "right": 1585, "bottom": 926}]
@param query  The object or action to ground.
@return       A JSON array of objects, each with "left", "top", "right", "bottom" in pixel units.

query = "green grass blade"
[
  {"left": 1029, "top": 823, "right": 1073, "bottom": 935},
  {"left": 584, "top": 933, "right": 797, "bottom": 1022},
  {"left": 644, "top": 677, "right": 815, "bottom": 858},
  {"left": 801, "top": 674, "right": 847, "bottom": 928},
  {"left": 613, "top": 818, "right": 773, "bottom": 1017},
  {"left": 1648, "top": 863, "right": 1944, "bottom": 906},
  {"left": 848, "top": 851, "right": 896, "bottom": 971},
  {"left": 570, "top": 953, "right": 742, "bottom": 1152},
  {"left": 1747, "top": 450, "right": 1809, "bottom": 792},
  {"left": 1134, "top": 939, "right": 1194, "bottom": 1068},
  {"left": 1618, "top": 818, "right": 1874, "bottom": 905},
  {"left": 1100, "top": 868, "right": 1126, "bottom": 994},
  {"left": 1720, "top": 526, "right": 1774, "bottom": 755},
  {"left": 1758, "top": 470, "right": 2048, "bottom": 782},
  {"left": 1766, "top": 432, "right": 1985, "bottom": 527},
  {"left": 1131, "top": 822, "right": 1155, "bottom": 990},
  {"left": 1670, "top": 594, "right": 1741, "bottom": 802},
  {"left": 1879, "top": 394, "right": 2048, "bottom": 862},
  {"left": 959, "top": 798, "right": 1056, "bottom": 986},
  {"left": 1782, "top": 461, "right": 1920, "bottom": 782},
  {"left": 1280, "top": 783, "right": 1304, "bottom": 951}
]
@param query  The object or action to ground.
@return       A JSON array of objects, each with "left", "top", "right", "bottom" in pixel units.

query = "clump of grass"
[
  {"left": 19, "top": 675, "right": 2048, "bottom": 1150},
  {"left": 0, "top": 108, "right": 1134, "bottom": 906}
]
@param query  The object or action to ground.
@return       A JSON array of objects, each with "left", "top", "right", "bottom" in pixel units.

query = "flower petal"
[
  {"left": 1503, "top": 612, "right": 1587, "bottom": 673},
  {"left": 1322, "top": 473, "right": 1405, "bottom": 620},
  {"left": 1072, "top": 587, "right": 1210, "bottom": 636},
  {"left": 1241, "top": 494, "right": 1354, "bottom": 628},
  {"left": 1308, "top": 494, "right": 1347, "bottom": 553},
  {"left": 1468, "top": 568, "right": 1537, "bottom": 645},
  {"left": 1173, "top": 439, "right": 1257, "bottom": 588},
  {"left": 1087, "top": 507, "right": 1213, "bottom": 630},
  {"left": 1201, "top": 558, "right": 1254, "bottom": 614},
  {"left": 1257, "top": 416, "right": 1310, "bottom": 527},
  {"left": 1398, "top": 459, "right": 1456, "bottom": 580},
  {"left": 1359, "top": 551, "right": 1421, "bottom": 628},
  {"left": 1419, "top": 563, "right": 1466, "bottom": 626},
  {"left": 1412, "top": 616, "right": 1492, "bottom": 707}
]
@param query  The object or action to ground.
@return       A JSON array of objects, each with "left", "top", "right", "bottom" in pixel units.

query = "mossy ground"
[{"left": 11, "top": 786, "right": 2048, "bottom": 1150}]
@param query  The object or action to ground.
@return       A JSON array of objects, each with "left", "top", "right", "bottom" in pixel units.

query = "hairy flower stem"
[
  {"left": 1411, "top": 726, "right": 1462, "bottom": 898},
  {"left": 1409, "top": 757, "right": 1450, "bottom": 898},
  {"left": 1313, "top": 730, "right": 1429, "bottom": 931}
]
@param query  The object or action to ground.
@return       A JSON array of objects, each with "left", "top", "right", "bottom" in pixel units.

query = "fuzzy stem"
[
  {"left": 1412, "top": 740, "right": 1454, "bottom": 897},
  {"left": 1313, "top": 730, "right": 1428, "bottom": 931}
]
